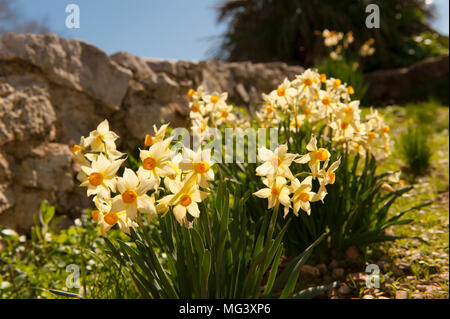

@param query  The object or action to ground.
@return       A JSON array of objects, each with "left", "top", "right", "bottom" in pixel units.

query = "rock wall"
[
  {"left": 364, "top": 55, "right": 449, "bottom": 105},
  {"left": 0, "top": 33, "right": 304, "bottom": 232}
]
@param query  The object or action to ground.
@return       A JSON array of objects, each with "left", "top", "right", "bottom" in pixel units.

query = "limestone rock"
[{"left": 0, "top": 32, "right": 132, "bottom": 110}]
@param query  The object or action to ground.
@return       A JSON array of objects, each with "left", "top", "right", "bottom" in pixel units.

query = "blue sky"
[{"left": 12, "top": 0, "right": 450, "bottom": 61}]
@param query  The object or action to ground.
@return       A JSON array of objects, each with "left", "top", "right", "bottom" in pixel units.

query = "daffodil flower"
[
  {"left": 137, "top": 141, "right": 175, "bottom": 184},
  {"left": 158, "top": 179, "right": 208, "bottom": 224},
  {"left": 84, "top": 119, "right": 119, "bottom": 154},
  {"left": 213, "top": 103, "right": 236, "bottom": 126},
  {"left": 112, "top": 168, "right": 157, "bottom": 220},
  {"left": 202, "top": 92, "right": 228, "bottom": 113},
  {"left": 256, "top": 144, "right": 297, "bottom": 180},
  {"left": 94, "top": 210, "right": 138, "bottom": 237},
  {"left": 295, "top": 135, "right": 330, "bottom": 178},
  {"left": 289, "top": 176, "right": 324, "bottom": 216},
  {"left": 179, "top": 148, "right": 215, "bottom": 188},
  {"left": 317, "top": 157, "right": 341, "bottom": 193},
  {"left": 144, "top": 123, "right": 169, "bottom": 147},
  {"left": 253, "top": 176, "right": 291, "bottom": 215},
  {"left": 270, "top": 78, "right": 297, "bottom": 110},
  {"left": 79, "top": 154, "right": 125, "bottom": 198}
]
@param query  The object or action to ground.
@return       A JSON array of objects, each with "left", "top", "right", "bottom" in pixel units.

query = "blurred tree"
[
  {"left": 0, "top": 0, "right": 50, "bottom": 35},
  {"left": 214, "top": 0, "right": 447, "bottom": 71}
]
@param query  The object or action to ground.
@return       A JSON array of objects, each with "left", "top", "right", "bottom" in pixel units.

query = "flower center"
[
  {"left": 187, "top": 89, "right": 196, "bottom": 98},
  {"left": 341, "top": 122, "right": 349, "bottom": 130},
  {"left": 298, "top": 192, "right": 310, "bottom": 202},
  {"left": 96, "top": 134, "right": 105, "bottom": 142},
  {"left": 276, "top": 88, "right": 285, "bottom": 96},
  {"left": 270, "top": 156, "right": 282, "bottom": 168},
  {"left": 316, "top": 148, "right": 329, "bottom": 161},
  {"left": 271, "top": 186, "right": 281, "bottom": 197},
  {"left": 368, "top": 132, "right": 376, "bottom": 140},
  {"left": 143, "top": 157, "right": 157, "bottom": 170},
  {"left": 328, "top": 172, "right": 336, "bottom": 184},
  {"left": 89, "top": 172, "right": 103, "bottom": 186},
  {"left": 320, "top": 74, "right": 327, "bottom": 83},
  {"left": 300, "top": 98, "right": 307, "bottom": 106},
  {"left": 304, "top": 78, "right": 313, "bottom": 86},
  {"left": 334, "top": 79, "right": 341, "bottom": 87},
  {"left": 210, "top": 95, "right": 219, "bottom": 104},
  {"left": 304, "top": 107, "right": 312, "bottom": 115},
  {"left": 104, "top": 212, "right": 119, "bottom": 226},
  {"left": 191, "top": 104, "right": 200, "bottom": 113},
  {"left": 382, "top": 126, "right": 390, "bottom": 133},
  {"left": 72, "top": 144, "right": 82, "bottom": 154},
  {"left": 92, "top": 210, "right": 100, "bottom": 222},
  {"left": 144, "top": 134, "right": 153, "bottom": 146},
  {"left": 179, "top": 194, "right": 192, "bottom": 207},
  {"left": 291, "top": 119, "right": 302, "bottom": 128},
  {"left": 347, "top": 86, "right": 355, "bottom": 95},
  {"left": 322, "top": 97, "right": 330, "bottom": 106},
  {"left": 195, "top": 161, "right": 210, "bottom": 174},
  {"left": 122, "top": 190, "right": 137, "bottom": 204},
  {"left": 221, "top": 111, "right": 229, "bottom": 118},
  {"left": 265, "top": 106, "right": 273, "bottom": 114},
  {"left": 344, "top": 106, "right": 353, "bottom": 114}
]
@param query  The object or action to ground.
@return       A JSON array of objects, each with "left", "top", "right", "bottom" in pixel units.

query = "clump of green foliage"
[
  {"left": 105, "top": 180, "right": 337, "bottom": 299},
  {"left": 0, "top": 201, "right": 138, "bottom": 299},
  {"left": 398, "top": 127, "right": 433, "bottom": 177}
]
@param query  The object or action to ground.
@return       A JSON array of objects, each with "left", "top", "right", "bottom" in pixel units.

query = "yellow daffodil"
[
  {"left": 256, "top": 144, "right": 297, "bottom": 180},
  {"left": 179, "top": 148, "right": 215, "bottom": 188},
  {"left": 295, "top": 135, "right": 330, "bottom": 178},
  {"left": 158, "top": 179, "right": 208, "bottom": 224},
  {"left": 112, "top": 168, "right": 157, "bottom": 220},
  {"left": 289, "top": 176, "right": 324, "bottom": 216},
  {"left": 253, "top": 176, "right": 291, "bottom": 214},
  {"left": 79, "top": 154, "right": 125, "bottom": 198}
]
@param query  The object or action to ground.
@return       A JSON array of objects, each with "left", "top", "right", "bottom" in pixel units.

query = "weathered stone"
[
  {"left": 337, "top": 283, "right": 352, "bottom": 295},
  {"left": 332, "top": 267, "right": 345, "bottom": 280},
  {"left": 345, "top": 245, "right": 361, "bottom": 260},
  {"left": 395, "top": 290, "right": 408, "bottom": 299},
  {"left": 365, "top": 55, "right": 449, "bottom": 105},
  {"left": 316, "top": 263, "right": 328, "bottom": 275},
  {"left": 300, "top": 265, "right": 320, "bottom": 280},
  {"left": 0, "top": 32, "right": 132, "bottom": 110}
]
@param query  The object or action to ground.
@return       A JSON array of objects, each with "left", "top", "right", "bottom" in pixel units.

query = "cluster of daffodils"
[
  {"left": 253, "top": 136, "right": 340, "bottom": 217},
  {"left": 73, "top": 120, "right": 215, "bottom": 235},
  {"left": 255, "top": 68, "right": 391, "bottom": 159},
  {"left": 186, "top": 86, "right": 249, "bottom": 137},
  {"left": 322, "top": 29, "right": 374, "bottom": 63},
  {"left": 322, "top": 30, "right": 354, "bottom": 61}
]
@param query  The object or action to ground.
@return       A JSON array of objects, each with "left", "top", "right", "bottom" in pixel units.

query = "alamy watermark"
[
  {"left": 167, "top": 127, "right": 280, "bottom": 164},
  {"left": 365, "top": 264, "right": 380, "bottom": 288},
  {"left": 65, "top": 264, "right": 80, "bottom": 289},
  {"left": 366, "top": 4, "right": 380, "bottom": 29},
  {"left": 65, "top": 4, "right": 80, "bottom": 29}
]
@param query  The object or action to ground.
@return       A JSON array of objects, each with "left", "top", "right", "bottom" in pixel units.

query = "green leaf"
[{"left": 48, "top": 289, "right": 83, "bottom": 299}]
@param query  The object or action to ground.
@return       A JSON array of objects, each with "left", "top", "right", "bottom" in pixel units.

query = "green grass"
[
  {"left": 362, "top": 103, "right": 449, "bottom": 299},
  {"left": 0, "top": 201, "right": 139, "bottom": 299}
]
